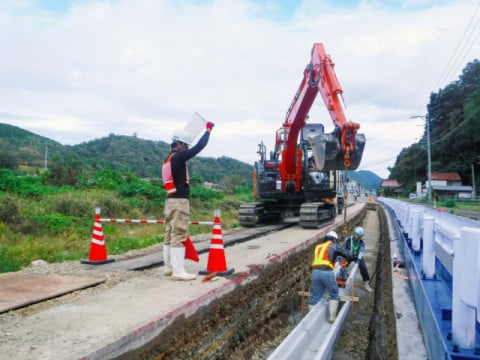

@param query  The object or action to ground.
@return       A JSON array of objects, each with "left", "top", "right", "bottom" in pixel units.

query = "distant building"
[
  {"left": 380, "top": 179, "right": 401, "bottom": 188},
  {"left": 345, "top": 180, "right": 361, "bottom": 196},
  {"left": 204, "top": 181, "right": 220, "bottom": 190},
  {"left": 426, "top": 172, "right": 474, "bottom": 199},
  {"left": 379, "top": 179, "right": 402, "bottom": 197}
]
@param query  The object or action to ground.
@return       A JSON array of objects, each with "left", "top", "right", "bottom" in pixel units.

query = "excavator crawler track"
[
  {"left": 238, "top": 202, "right": 283, "bottom": 227},
  {"left": 299, "top": 202, "right": 336, "bottom": 229},
  {"left": 238, "top": 203, "right": 261, "bottom": 227}
]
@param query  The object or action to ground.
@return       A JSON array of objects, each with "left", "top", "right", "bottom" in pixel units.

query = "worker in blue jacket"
[{"left": 344, "top": 226, "right": 373, "bottom": 292}]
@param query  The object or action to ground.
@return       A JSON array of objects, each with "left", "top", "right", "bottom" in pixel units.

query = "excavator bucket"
[{"left": 311, "top": 131, "right": 366, "bottom": 171}]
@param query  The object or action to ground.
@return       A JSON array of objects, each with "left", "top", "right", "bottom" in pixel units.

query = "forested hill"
[
  {"left": 347, "top": 170, "right": 382, "bottom": 192},
  {"left": 0, "top": 124, "right": 253, "bottom": 184},
  {"left": 0, "top": 123, "right": 381, "bottom": 189},
  {"left": 388, "top": 59, "right": 480, "bottom": 194},
  {"left": 70, "top": 133, "right": 255, "bottom": 183}
]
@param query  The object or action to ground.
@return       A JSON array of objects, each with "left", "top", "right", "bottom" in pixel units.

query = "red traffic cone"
[
  {"left": 183, "top": 237, "right": 199, "bottom": 262},
  {"left": 199, "top": 213, "right": 234, "bottom": 277},
  {"left": 81, "top": 210, "right": 114, "bottom": 265}
]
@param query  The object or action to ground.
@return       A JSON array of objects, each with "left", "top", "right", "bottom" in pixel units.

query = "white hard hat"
[
  {"left": 325, "top": 231, "right": 338, "bottom": 241},
  {"left": 354, "top": 227, "right": 364, "bottom": 237},
  {"left": 172, "top": 130, "right": 192, "bottom": 146}
]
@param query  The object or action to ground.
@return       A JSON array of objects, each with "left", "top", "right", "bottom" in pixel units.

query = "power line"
[
  {"left": 432, "top": 1, "right": 480, "bottom": 91},
  {"left": 442, "top": 18, "right": 480, "bottom": 86},
  {"left": 369, "top": 3, "right": 480, "bottom": 178}
]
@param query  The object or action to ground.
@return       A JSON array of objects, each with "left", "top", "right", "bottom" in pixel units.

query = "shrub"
[
  {"left": 191, "top": 186, "right": 223, "bottom": 201},
  {"left": 445, "top": 200, "right": 456, "bottom": 208},
  {"left": 17, "top": 218, "right": 40, "bottom": 235},
  {"left": 0, "top": 195, "right": 22, "bottom": 224},
  {"left": 0, "top": 245, "right": 24, "bottom": 272},
  {"left": 96, "top": 197, "right": 129, "bottom": 217},
  {"left": 52, "top": 195, "right": 92, "bottom": 217},
  {"left": 141, "top": 182, "right": 166, "bottom": 202},
  {"left": 42, "top": 166, "right": 80, "bottom": 186},
  {"left": 35, "top": 213, "right": 75, "bottom": 234},
  {"left": 93, "top": 169, "right": 127, "bottom": 189},
  {"left": 0, "top": 170, "right": 46, "bottom": 197},
  {"left": 0, "top": 169, "right": 17, "bottom": 192}
]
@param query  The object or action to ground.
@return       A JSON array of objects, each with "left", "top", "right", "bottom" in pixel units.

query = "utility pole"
[
  {"left": 411, "top": 115, "right": 432, "bottom": 202},
  {"left": 472, "top": 163, "right": 476, "bottom": 200},
  {"left": 44, "top": 145, "right": 48, "bottom": 171},
  {"left": 426, "top": 116, "right": 432, "bottom": 202}
]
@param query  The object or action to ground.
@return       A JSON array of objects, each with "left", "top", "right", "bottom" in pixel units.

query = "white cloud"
[{"left": 0, "top": 0, "right": 478, "bottom": 179}]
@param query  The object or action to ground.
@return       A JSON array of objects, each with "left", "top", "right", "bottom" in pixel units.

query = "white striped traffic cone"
[
  {"left": 199, "top": 210, "right": 234, "bottom": 276},
  {"left": 81, "top": 208, "right": 114, "bottom": 265}
]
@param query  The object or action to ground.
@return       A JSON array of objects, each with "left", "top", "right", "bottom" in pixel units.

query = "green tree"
[
  {"left": 0, "top": 151, "right": 17, "bottom": 169},
  {"left": 388, "top": 59, "right": 480, "bottom": 195},
  {"left": 220, "top": 175, "right": 246, "bottom": 195},
  {"left": 189, "top": 173, "right": 205, "bottom": 187}
]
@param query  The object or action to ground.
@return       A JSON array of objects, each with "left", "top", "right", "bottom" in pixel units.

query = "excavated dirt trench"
[{"left": 121, "top": 204, "right": 397, "bottom": 360}]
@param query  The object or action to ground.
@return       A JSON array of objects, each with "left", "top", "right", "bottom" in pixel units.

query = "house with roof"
[
  {"left": 379, "top": 179, "right": 402, "bottom": 197},
  {"left": 426, "top": 172, "right": 474, "bottom": 199}
]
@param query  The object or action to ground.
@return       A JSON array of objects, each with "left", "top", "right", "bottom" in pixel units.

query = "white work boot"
[
  {"left": 364, "top": 281, "right": 373, "bottom": 292},
  {"left": 170, "top": 247, "right": 196, "bottom": 281},
  {"left": 163, "top": 245, "right": 172, "bottom": 276},
  {"left": 328, "top": 300, "right": 339, "bottom": 323}
]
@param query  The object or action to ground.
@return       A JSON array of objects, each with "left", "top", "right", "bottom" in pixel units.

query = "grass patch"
[{"left": 0, "top": 185, "right": 249, "bottom": 273}]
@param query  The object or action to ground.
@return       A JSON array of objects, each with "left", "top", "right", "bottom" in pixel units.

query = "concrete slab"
[{"left": 0, "top": 273, "right": 105, "bottom": 313}]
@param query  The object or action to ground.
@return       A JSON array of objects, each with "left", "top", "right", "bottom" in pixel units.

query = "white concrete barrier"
[{"left": 452, "top": 227, "right": 480, "bottom": 348}]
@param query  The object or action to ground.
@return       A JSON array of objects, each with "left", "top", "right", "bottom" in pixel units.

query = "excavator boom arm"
[{"left": 282, "top": 43, "right": 360, "bottom": 176}]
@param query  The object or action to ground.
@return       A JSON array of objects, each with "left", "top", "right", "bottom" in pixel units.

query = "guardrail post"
[
  {"left": 452, "top": 228, "right": 480, "bottom": 349},
  {"left": 401, "top": 203, "right": 408, "bottom": 233},
  {"left": 412, "top": 208, "right": 421, "bottom": 255},
  {"left": 407, "top": 205, "right": 413, "bottom": 239},
  {"left": 422, "top": 216, "right": 435, "bottom": 278},
  {"left": 398, "top": 203, "right": 406, "bottom": 228}
]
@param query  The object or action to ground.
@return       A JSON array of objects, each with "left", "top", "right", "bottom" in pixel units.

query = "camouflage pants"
[{"left": 164, "top": 198, "right": 190, "bottom": 248}]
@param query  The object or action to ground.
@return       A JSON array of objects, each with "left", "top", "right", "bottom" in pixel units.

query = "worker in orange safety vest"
[
  {"left": 309, "top": 230, "right": 355, "bottom": 323},
  {"left": 161, "top": 121, "right": 214, "bottom": 280}
]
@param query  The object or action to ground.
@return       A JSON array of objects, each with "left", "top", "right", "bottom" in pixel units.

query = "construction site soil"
[
  {"left": 127, "top": 204, "right": 395, "bottom": 360},
  {"left": 0, "top": 203, "right": 397, "bottom": 359}
]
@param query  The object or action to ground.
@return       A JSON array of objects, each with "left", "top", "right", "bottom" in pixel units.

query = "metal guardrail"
[
  {"left": 271, "top": 199, "right": 480, "bottom": 359},
  {"left": 380, "top": 197, "right": 480, "bottom": 358}
]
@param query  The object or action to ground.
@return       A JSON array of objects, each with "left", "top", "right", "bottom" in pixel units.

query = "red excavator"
[{"left": 238, "top": 43, "right": 366, "bottom": 228}]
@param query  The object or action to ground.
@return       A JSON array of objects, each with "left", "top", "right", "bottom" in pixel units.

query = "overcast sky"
[{"left": 1, "top": 0, "right": 479, "bottom": 179}]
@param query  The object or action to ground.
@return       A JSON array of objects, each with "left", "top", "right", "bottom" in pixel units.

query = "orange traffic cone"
[
  {"left": 81, "top": 209, "right": 114, "bottom": 265},
  {"left": 199, "top": 212, "right": 234, "bottom": 277},
  {"left": 183, "top": 237, "right": 199, "bottom": 262}
]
